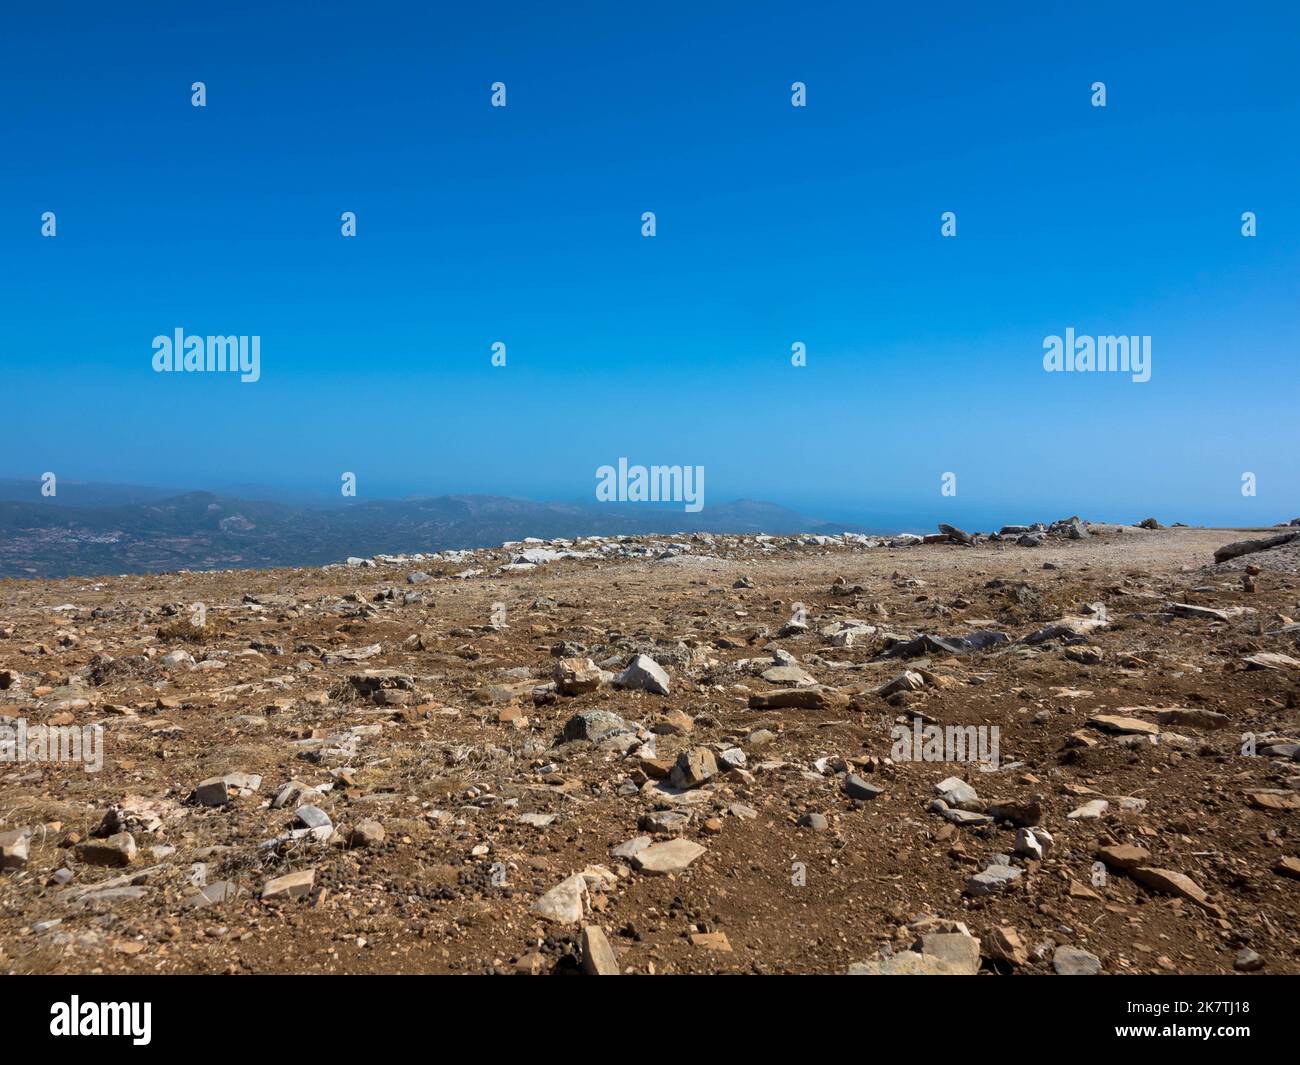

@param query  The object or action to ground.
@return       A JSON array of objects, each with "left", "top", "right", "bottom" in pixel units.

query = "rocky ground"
[{"left": 2, "top": 519, "right": 1299, "bottom": 976}]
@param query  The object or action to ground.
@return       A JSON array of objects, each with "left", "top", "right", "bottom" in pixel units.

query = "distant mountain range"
[{"left": 0, "top": 480, "right": 869, "bottom": 579}]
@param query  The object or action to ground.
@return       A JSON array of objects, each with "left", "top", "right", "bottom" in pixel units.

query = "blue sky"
[{"left": 3, "top": 0, "right": 1297, "bottom": 529}]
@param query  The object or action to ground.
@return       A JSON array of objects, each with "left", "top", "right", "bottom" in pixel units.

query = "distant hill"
[{"left": 0, "top": 482, "right": 867, "bottom": 579}]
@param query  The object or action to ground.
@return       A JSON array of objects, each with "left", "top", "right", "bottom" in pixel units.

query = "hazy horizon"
[{"left": 2, "top": 473, "right": 1292, "bottom": 535}]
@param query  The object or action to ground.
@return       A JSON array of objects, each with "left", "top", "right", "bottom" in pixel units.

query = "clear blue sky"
[{"left": 4, "top": 1, "right": 1297, "bottom": 528}]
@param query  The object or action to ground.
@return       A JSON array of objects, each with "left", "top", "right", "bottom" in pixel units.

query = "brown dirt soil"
[{"left": 1, "top": 524, "right": 1298, "bottom": 975}]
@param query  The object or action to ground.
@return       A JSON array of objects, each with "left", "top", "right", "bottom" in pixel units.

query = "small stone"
[
  {"left": 964, "top": 863, "right": 1022, "bottom": 896},
  {"left": 0, "top": 829, "right": 30, "bottom": 871},
  {"left": 987, "top": 795, "right": 1042, "bottom": 827},
  {"left": 942, "top": 808, "right": 992, "bottom": 826},
  {"left": 920, "top": 931, "right": 981, "bottom": 974},
  {"left": 515, "top": 952, "right": 546, "bottom": 975},
  {"left": 848, "top": 951, "right": 960, "bottom": 975},
  {"left": 1089, "top": 714, "right": 1160, "bottom": 736},
  {"left": 651, "top": 709, "right": 694, "bottom": 736},
  {"left": 1067, "top": 799, "right": 1109, "bottom": 820},
  {"left": 1274, "top": 856, "right": 1300, "bottom": 880},
  {"left": 762, "top": 664, "right": 818, "bottom": 686},
  {"left": 581, "top": 925, "right": 620, "bottom": 975},
  {"left": 75, "top": 832, "right": 137, "bottom": 867},
  {"left": 184, "top": 881, "right": 242, "bottom": 909},
  {"left": 1014, "top": 827, "right": 1053, "bottom": 860},
  {"left": 260, "top": 868, "right": 315, "bottom": 901},
  {"left": 294, "top": 805, "right": 332, "bottom": 831},
  {"left": 669, "top": 747, "right": 718, "bottom": 790},
  {"left": 194, "top": 772, "right": 262, "bottom": 807},
  {"left": 631, "top": 838, "right": 705, "bottom": 875},
  {"left": 1152, "top": 707, "right": 1229, "bottom": 730},
  {"left": 1233, "top": 948, "right": 1264, "bottom": 972},
  {"left": 613, "top": 654, "right": 671, "bottom": 696},
  {"left": 640, "top": 809, "right": 691, "bottom": 834},
  {"left": 935, "top": 776, "right": 979, "bottom": 807},
  {"left": 879, "top": 671, "right": 925, "bottom": 697},
  {"left": 1096, "top": 844, "right": 1150, "bottom": 871},
  {"left": 981, "top": 926, "right": 1029, "bottom": 967},
  {"left": 531, "top": 873, "right": 588, "bottom": 923},
  {"left": 347, "top": 820, "right": 385, "bottom": 848},
  {"left": 1053, "top": 946, "right": 1102, "bottom": 975},
  {"left": 798, "top": 812, "right": 829, "bottom": 831},
  {"left": 562, "top": 709, "right": 634, "bottom": 745},
  {"left": 689, "top": 931, "right": 732, "bottom": 952},
  {"left": 719, "top": 747, "right": 746, "bottom": 770},
  {"left": 1131, "top": 867, "right": 1214, "bottom": 910},
  {"left": 843, "top": 774, "right": 883, "bottom": 801},
  {"left": 747, "top": 686, "right": 849, "bottom": 711},
  {"left": 554, "top": 657, "right": 603, "bottom": 696},
  {"left": 610, "top": 836, "right": 652, "bottom": 860},
  {"left": 1243, "top": 652, "right": 1300, "bottom": 671}
]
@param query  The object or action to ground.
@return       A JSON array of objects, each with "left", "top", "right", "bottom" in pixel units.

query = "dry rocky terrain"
[{"left": 2, "top": 519, "right": 1299, "bottom": 976}]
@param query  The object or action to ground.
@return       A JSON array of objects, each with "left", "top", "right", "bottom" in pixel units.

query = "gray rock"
[
  {"left": 935, "top": 776, "right": 979, "bottom": 807},
  {"left": 531, "top": 873, "right": 588, "bottom": 923},
  {"left": 610, "top": 836, "right": 652, "bottom": 860},
  {"left": 843, "top": 774, "right": 883, "bottom": 801},
  {"left": 640, "top": 810, "right": 691, "bottom": 834},
  {"left": 943, "top": 808, "right": 992, "bottom": 826},
  {"left": 614, "top": 654, "right": 671, "bottom": 696},
  {"left": 260, "top": 868, "right": 316, "bottom": 901},
  {"left": 964, "top": 863, "right": 1022, "bottom": 896},
  {"left": 294, "top": 805, "right": 332, "bottom": 831},
  {"left": 719, "top": 747, "right": 746, "bottom": 770},
  {"left": 1067, "top": 799, "right": 1109, "bottom": 820},
  {"left": 631, "top": 838, "right": 706, "bottom": 875},
  {"left": 195, "top": 772, "right": 262, "bottom": 807},
  {"left": 184, "top": 881, "right": 243, "bottom": 909},
  {"left": 939, "top": 523, "right": 974, "bottom": 545},
  {"left": 1014, "top": 827, "right": 1054, "bottom": 860},
  {"left": 562, "top": 709, "right": 634, "bottom": 745},
  {"left": 1053, "top": 945, "right": 1102, "bottom": 975},
  {"left": 761, "top": 664, "right": 817, "bottom": 686}
]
